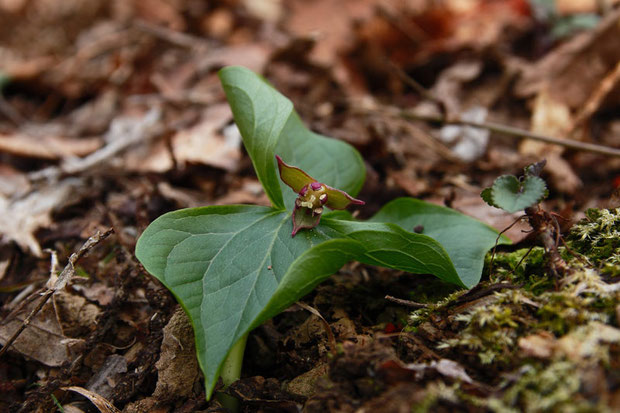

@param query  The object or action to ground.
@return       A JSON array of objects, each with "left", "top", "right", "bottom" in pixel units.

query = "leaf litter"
[{"left": 0, "top": 0, "right": 619, "bottom": 412}]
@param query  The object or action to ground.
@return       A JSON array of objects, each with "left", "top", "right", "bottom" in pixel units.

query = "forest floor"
[{"left": 0, "top": 1, "right": 619, "bottom": 412}]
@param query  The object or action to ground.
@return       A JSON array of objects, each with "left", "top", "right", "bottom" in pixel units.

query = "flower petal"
[
  {"left": 276, "top": 155, "right": 316, "bottom": 193},
  {"left": 291, "top": 206, "right": 321, "bottom": 237},
  {"left": 324, "top": 185, "right": 365, "bottom": 210}
]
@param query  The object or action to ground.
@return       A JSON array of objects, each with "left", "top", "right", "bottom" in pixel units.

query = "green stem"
[{"left": 217, "top": 333, "right": 248, "bottom": 412}]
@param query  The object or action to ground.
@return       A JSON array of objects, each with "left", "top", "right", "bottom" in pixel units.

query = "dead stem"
[
  {"left": 397, "top": 109, "right": 620, "bottom": 158},
  {"left": 384, "top": 295, "right": 428, "bottom": 309},
  {"left": 0, "top": 228, "right": 113, "bottom": 359}
]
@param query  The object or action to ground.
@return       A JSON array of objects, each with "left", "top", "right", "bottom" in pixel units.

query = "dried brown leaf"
[
  {"left": 0, "top": 299, "right": 84, "bottom": 366},
  {"left": 61, "top": 386, "right": 121, "bottom": 413}
]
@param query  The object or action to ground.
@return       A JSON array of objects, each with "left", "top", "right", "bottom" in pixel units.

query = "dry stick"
[
  {"left": 384, "top": 295, "right": 428, "bottom": 309},
  {"left": 388, "top": 61, "right": 446, "bottom": 114},
  {"left": 569, "top": 59, "right": 620, "bottom": 134},
  {"left": 134, "top": 19, "right": 208, "bottom": 50},
  {"left": 0, "top": 228, "right": 113, "bottom": 359},
  {"left": 381, "top": 59, "right": 620, "bottom": 158},
  {"left": 28, "top": 107, "right": 162, "bottom": 182},
  {"left": 396, "top": 109, "right": 620, "bottom": 158}
]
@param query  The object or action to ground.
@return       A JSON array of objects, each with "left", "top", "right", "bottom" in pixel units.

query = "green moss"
[
  {"left": 412, "top": 381, "right": 459, "bottom": 413},
  {"left": 484, "top": 321, "right": 620, "bottom": 412},
  {"left": 404, "top": 207, "right": 620, "bottom": 412},
  {"left": 488, "top": 247, "right": 553, "bottom": 294},
  {"left": 487, "top": 361, "right": 594, "bottom": 413},
  {"left": 436, "top": 289, "right": 535, "bottom": 364},
  {"left": 567, "top": 208, "right": 620, "bottom": 267}
]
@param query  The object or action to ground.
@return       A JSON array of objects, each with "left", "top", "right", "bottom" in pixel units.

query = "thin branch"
[
  {"left": 28, "top": 108, "right": 162, "bottom": 182},
  {"left": 134, "top": 19, "right": 208, "bottom": 50},
  {"left": 0, "top": 228, "right": 113, "bottom": 359},
  {"left": 387, "top": 61, "right": 446, "bottom": 114},
  {"left": 389, "top": 107, "right": 620, "bottom": 158},
  {"left": 384, "top": 295, "right": 428, "bottom": 309}
]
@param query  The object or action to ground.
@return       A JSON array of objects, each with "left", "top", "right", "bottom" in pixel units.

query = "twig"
[
  {"left": 134, "top": 19, "right": 208, "bottom": 50},
  {"left": 388, "top": 107, "right": 620, "bottom": 158},
  {"left": 374, "top": 61, "right": 620, "bottom": 157},
  {"left": 449, "top": 283, "right": 520, "bottom": 306},
  {"left": 387, "top": 62, "right": 446, "bottom": 114},
  {"left": 384, "top": 295, "right": 428, "bottom": 309},
  {"left": 0, "top": 228, "right": 113, "bottom": 359},
  {"left": 569, "top": 59, "right": 620, "bottom": 133},
  {"left": 28, "top": 107, "right": 163, "bottom": 182},
  {"left": 0, "top": 94, "right": 25, "bottom": 125}
]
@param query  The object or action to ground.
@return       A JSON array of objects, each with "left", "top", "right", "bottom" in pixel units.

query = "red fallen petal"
[{"left": 384, "top": 322, "right": 402, "bottom": 334}]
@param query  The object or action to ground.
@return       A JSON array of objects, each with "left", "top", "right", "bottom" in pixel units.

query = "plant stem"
[{"left": 217, "top": 333, "right": 248, "bottom": 412}]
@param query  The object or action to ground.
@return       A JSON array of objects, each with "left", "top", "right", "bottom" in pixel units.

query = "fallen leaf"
[
  {"left": 242, "top": 0, "right": 283, "bottom": 22},
  {"left": 153, "top": 307, "right": 200, "bottom": 400},
  {"left": 518, "top": 331, "right": 557, "bottom": 359},
  {"left": 515, "top": 7, "right": 620, "bottom": 110},
  {"left": 285, "top": 363, "right": 329, "bottom": 398},
  {"left": 378, "top": 358, "right": 473, "bottom": 384},
  {"left": 172, "top": 104, "right": 240, "bottom": 171},
  {"left": 62, "top": 386, "right": 121, "bottom": 413},
  {"left": 86, "top": 355, "right": 128, "bottom": 399},
  {"left": 555, "top": 321, "right": 620, "bottom": 362},
  {"left": 0, "top": 178, "right": 89, "bottom": 256},
  {"left": 0, "top": 133, "right": 102, "bottom": 160},
  {"left": 0, "top": 298, "right": 84, "bottom": 366},
  {"left": 439, "top": 106, "right": 490, "bottom": 162},
  {"left": 285, "top": 0, "right": 377, "bottom": 66},
  {"left": 556, "top": 0, "right": 620, "bottom": 16},
  {"left": 521, "top": 88, "right": 581, "bottom": 194}
]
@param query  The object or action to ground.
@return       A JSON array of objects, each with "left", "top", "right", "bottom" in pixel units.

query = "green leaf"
[
  {"left": 219, "top": 66, "right": 365, "bottom": 210},
  {"left": 135, "top": 203, "right": 476, "bottom": 399},
  {"left": 323, "top": 218, "right": 463, "bottom": 286},
  {"left": 480, "top": 187, "right": 497, "bottom": 208},
  {"left": 368, "top": 198, "right": 510, "bottom": 288},
  {"left": 136, "top": 205, "right": 336, "bottom": 399},
  {"left": 491, "top": 175, "right": 547, "bottom": 213}
]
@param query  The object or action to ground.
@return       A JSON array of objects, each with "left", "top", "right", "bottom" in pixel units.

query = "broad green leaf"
[
  {"left": 369, "top": 198, "right": 511, "bottom": 288},
  {"left": 491, "top": 175, "right": 547, "bottom": 213},
  {"left": 323, "top": 218, "right": 462, "bottom": 286},
  {"left": 219, "top": 66, "right": 365, "bottom": 210},
  {"left": 135, "top": 204, "right": 471, "bottom": 399},
  {"left": 136, "top": 205, "right": 339, "bottom": 399}
]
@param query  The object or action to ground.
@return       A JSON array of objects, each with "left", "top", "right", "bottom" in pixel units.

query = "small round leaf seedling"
[{"left": 481, "top": 160, "right": 548, "bottom": 213}]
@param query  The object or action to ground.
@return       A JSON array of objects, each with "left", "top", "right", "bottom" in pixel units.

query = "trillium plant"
[{"left": 135, "top": 66, "right": 509, "bottom": 403}]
